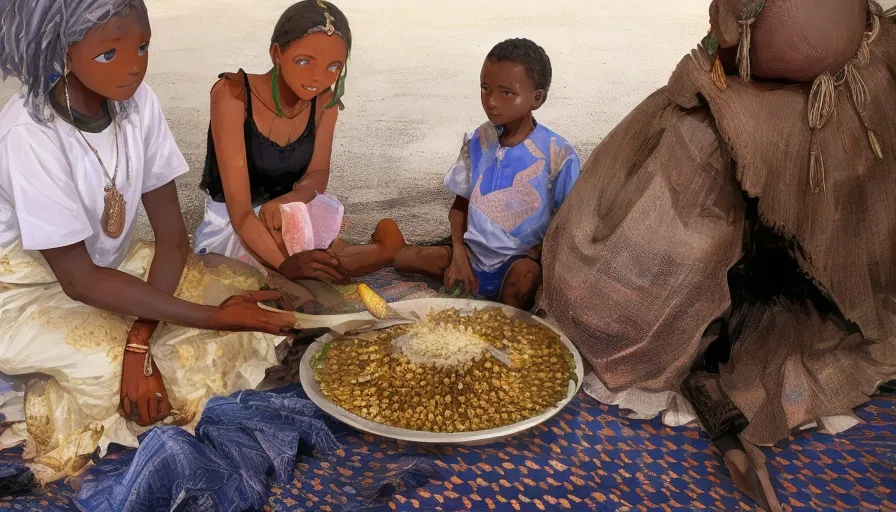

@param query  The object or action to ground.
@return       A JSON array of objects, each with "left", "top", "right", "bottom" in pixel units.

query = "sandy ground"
[{"left": 3, "top": 0, "right": 891, "bottom": 243}]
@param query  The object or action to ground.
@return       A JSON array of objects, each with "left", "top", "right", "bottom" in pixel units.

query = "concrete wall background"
[{"left": 3, "top": 0, "right": 890, "bottom": 242}]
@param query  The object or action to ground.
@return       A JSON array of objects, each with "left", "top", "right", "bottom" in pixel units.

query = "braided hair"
[
  {"left": 485, "top": 38, "right": 552, "bottom": 91},
  {"left": 271, "top": 1, "right": 352, "bottom": 109}
]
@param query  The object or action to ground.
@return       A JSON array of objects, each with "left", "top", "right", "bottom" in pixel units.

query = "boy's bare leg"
[
  {"left": 328, "top": 219, "right": 407, "bottom": 278},
  {"left": 500, "top": 258, "right": 541, "bottom": 310},
  {"left": 394, "top": 245, "right": 453, "bottom": 282}
]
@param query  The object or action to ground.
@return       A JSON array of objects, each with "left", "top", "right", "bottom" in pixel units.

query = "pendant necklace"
[{"left": 64, "top": 76, "right": 130, "bottom": 239}]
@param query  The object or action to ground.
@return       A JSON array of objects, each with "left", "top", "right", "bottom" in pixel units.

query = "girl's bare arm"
[{"left": 210, "top": 77, "right": 289, "bottom": 268}]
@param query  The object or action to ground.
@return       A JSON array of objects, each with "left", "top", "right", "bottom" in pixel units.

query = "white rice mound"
[{"left": 391, "top": 321, "right": 490, "bottom": 367}]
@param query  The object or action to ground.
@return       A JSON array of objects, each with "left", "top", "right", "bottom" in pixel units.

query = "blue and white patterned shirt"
[{"left": 444, "top": 122, "right": 580, "bottom": 271}]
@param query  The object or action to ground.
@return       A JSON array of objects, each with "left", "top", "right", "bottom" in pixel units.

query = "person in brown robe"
[{"left": 539, "top": 1, "right": 896, "bottom": 510}]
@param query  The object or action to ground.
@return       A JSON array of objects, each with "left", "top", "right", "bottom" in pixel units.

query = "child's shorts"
[{"left": 472, "top": 256, "right": 536, "bottom": 301}]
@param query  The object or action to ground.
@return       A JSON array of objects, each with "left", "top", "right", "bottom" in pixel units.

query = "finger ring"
[{"left": 155, "top": 392, "right": 162, "bottom": 399}]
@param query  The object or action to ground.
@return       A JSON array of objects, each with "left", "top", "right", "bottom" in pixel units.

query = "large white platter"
[{"left": 299, "top": 298, "right": 584, "bottom": 445}]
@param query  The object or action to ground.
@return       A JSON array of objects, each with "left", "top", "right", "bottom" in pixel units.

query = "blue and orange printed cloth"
[{"left": 1, "top": 390, "right": 894, "bottom": 511}]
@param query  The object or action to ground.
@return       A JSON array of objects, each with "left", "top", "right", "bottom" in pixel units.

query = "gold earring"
[{"left": 63, "top": 64, "right": 76, "bottom": 121}]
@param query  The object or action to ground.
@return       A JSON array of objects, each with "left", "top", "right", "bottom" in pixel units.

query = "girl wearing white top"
[{"left": 0, "top": 0, "right": 298, "bottom": 478}]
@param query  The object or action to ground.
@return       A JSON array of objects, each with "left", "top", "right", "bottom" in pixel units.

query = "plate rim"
[{"left": 298, "top": 297, "right": 585, "bottom": 444}]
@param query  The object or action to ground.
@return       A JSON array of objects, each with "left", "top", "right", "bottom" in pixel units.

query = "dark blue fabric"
[
  {"left": 0, "top": 460, "right": 35, "bottom": 498},
  {"left": 472, "top": 254, "right": 522, "bottom": 300},
  {"left": 0, "top": 392, "right": 33, "bottom": 499},
  {"left": 74, "top": 385, "right": 438, "bottom": 512},
  {"left": 12, "top": 388, "right": 894, "bottom": 511}
]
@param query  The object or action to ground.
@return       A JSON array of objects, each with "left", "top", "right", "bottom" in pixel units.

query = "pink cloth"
[{"left": 281, "top": 194, "right": 344, "bottom": 256}]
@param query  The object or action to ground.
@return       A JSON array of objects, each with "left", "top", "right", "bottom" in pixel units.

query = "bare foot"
[
  {"left": 329, "top": 219, "right": 408, "bottom": 278},
  {"left": 371, "top": 218, "right": 406, "bottom": 257},
  {"left": 723, "top": 447, "right": 781, "bottom": 512}
]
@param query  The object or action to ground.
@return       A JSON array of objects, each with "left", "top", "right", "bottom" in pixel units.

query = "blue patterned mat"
[{"left": 2, "top": 390, "right": 894, "bottom": 511}]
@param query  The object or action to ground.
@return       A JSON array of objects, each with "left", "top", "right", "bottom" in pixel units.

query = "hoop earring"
[{"left": 272, "top": 64, "right": 285, "bottom": 117}]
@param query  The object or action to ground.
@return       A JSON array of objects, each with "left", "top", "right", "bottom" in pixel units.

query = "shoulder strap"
[
  {"left": 239, "top": 69, "right": 252, "bottom": 117},
  {"left": 308, "top": 96, "right": 318, "bottom": 131}
]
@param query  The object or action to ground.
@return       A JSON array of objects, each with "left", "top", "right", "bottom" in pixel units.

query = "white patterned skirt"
[{"left": 0, "top": 241, "right": 284, "bottom": 481}]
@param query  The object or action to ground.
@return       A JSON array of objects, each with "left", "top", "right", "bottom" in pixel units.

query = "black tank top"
[{"left": 201, "top": 70, "right": 317, "bottom": 206}]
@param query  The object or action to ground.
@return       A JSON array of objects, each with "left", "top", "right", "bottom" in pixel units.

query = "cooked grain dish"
[{"left": 311, "top": 307, "right": 576, "bottom": 433}]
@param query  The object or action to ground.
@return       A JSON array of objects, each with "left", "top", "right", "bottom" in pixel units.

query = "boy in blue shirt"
[{"left": 395, "top": 38, "right": 580, "bottom": 309}]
